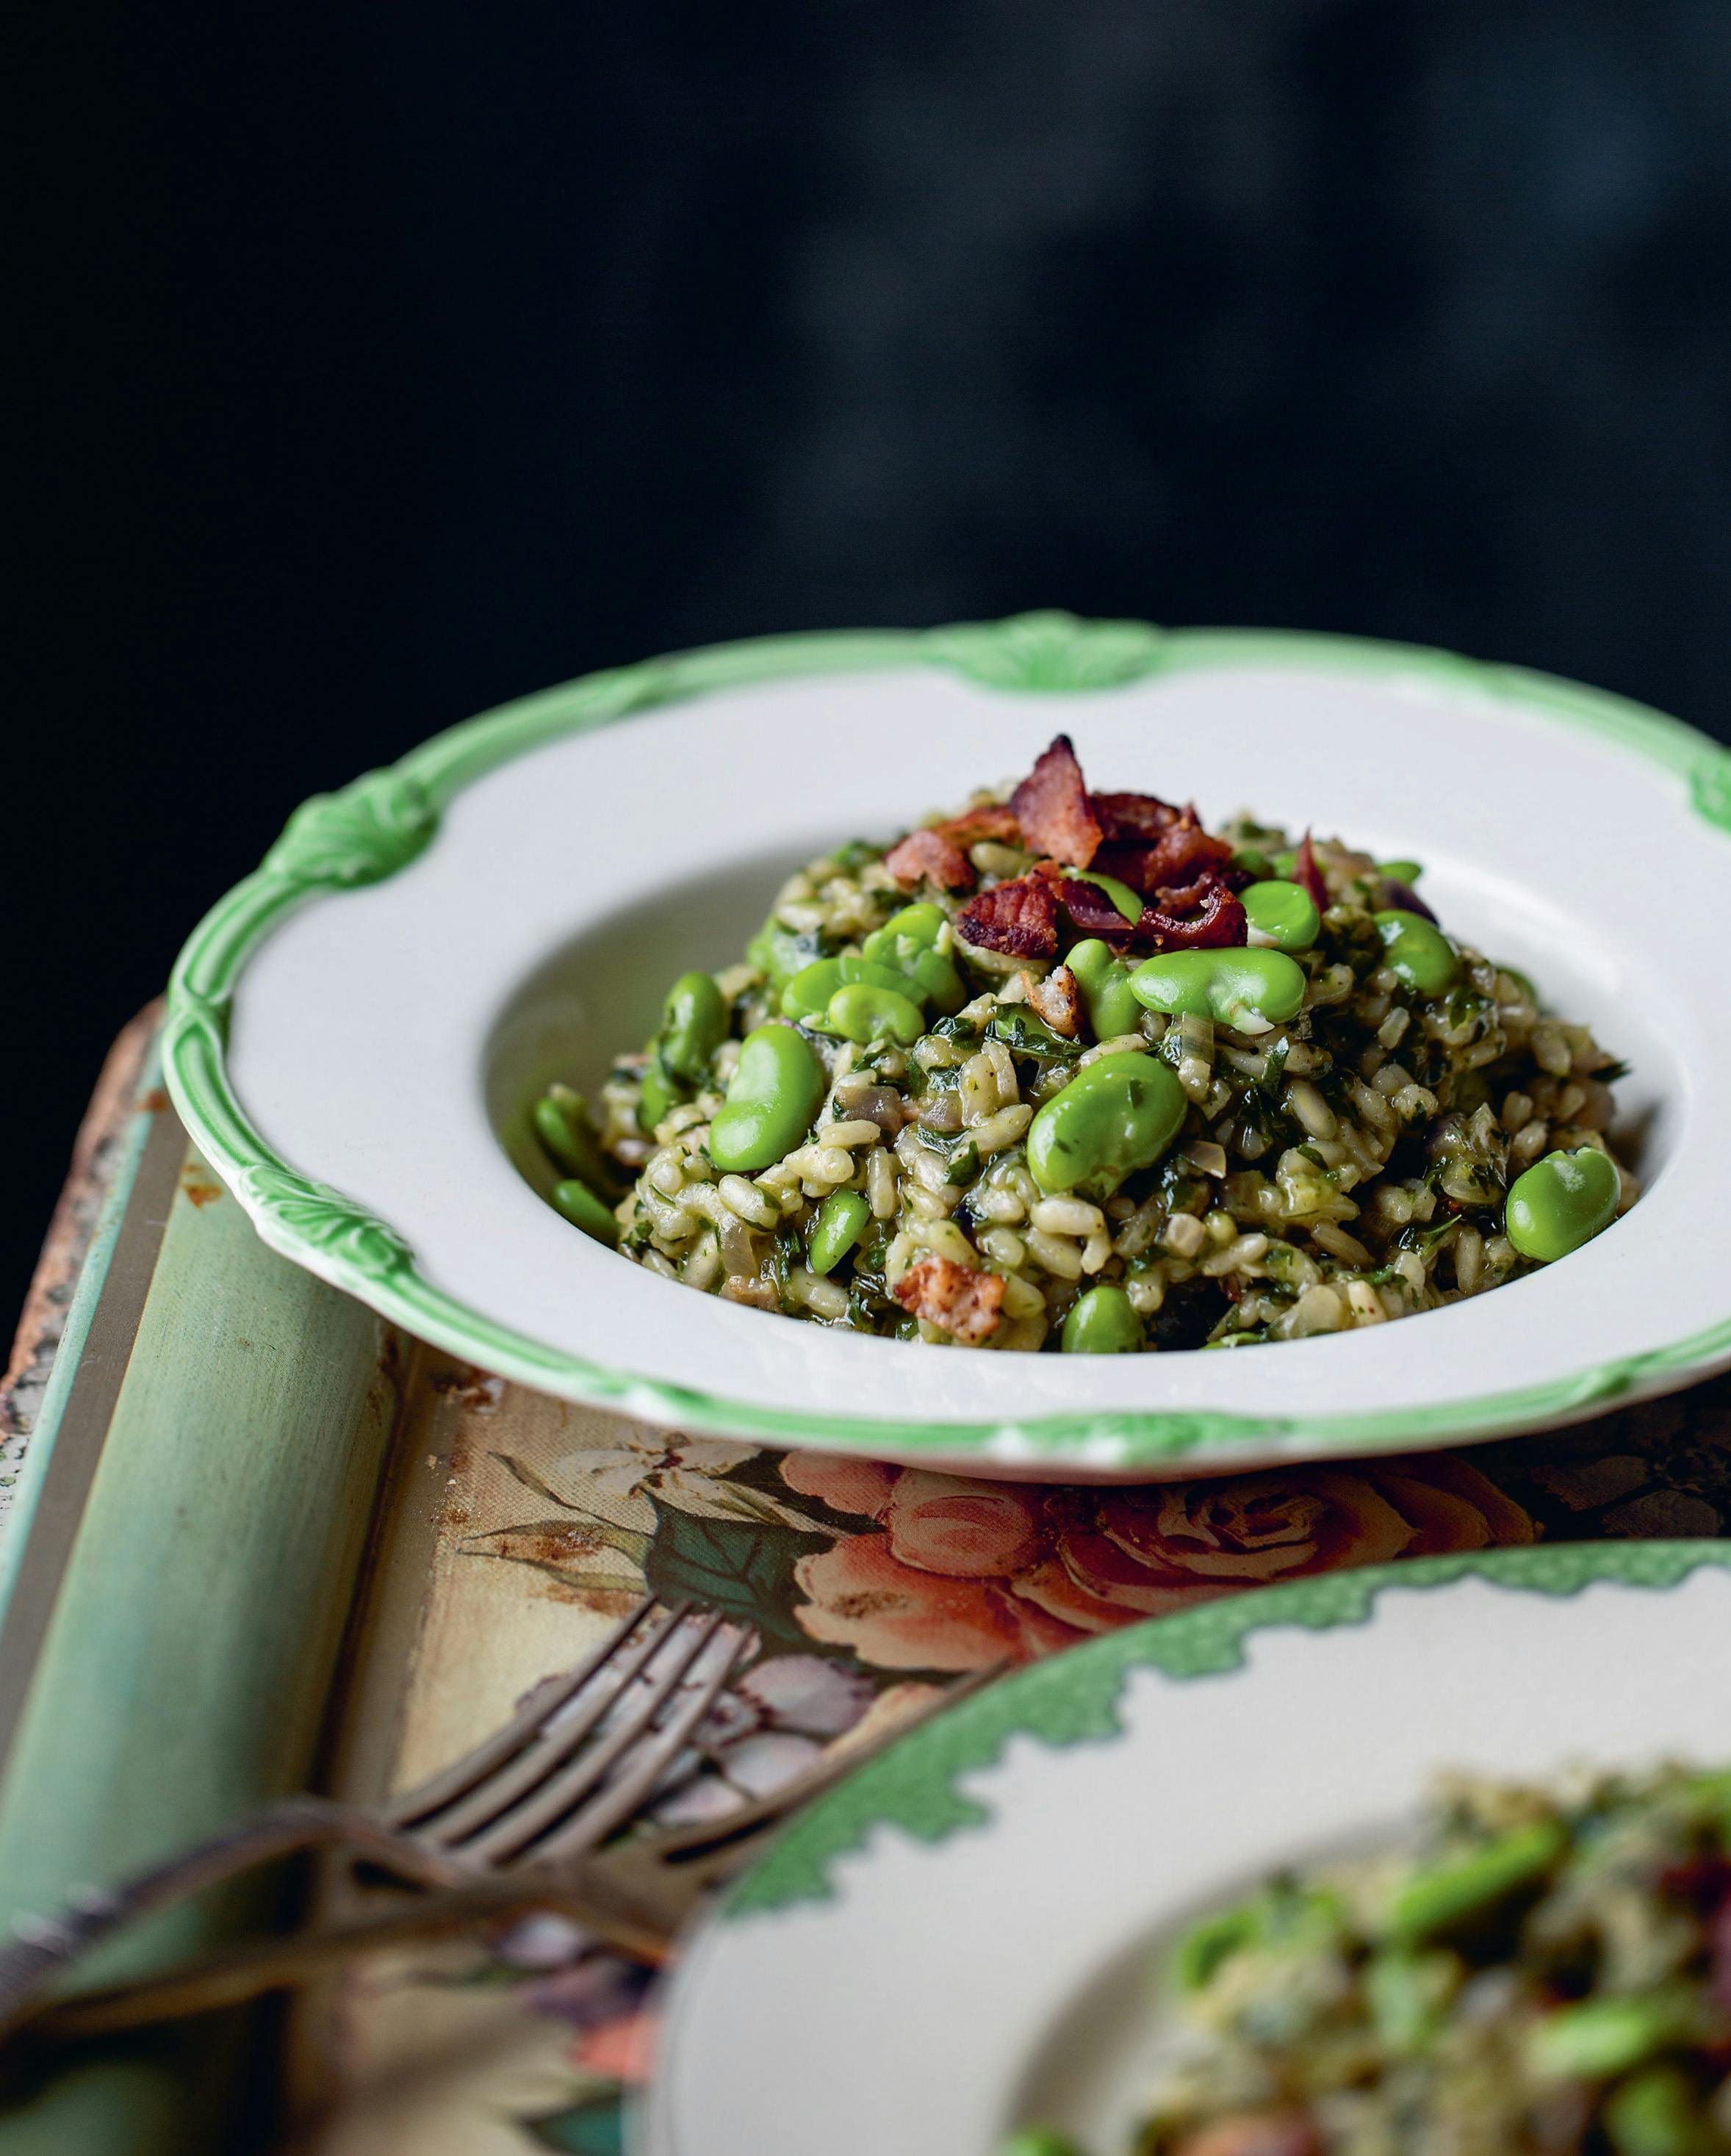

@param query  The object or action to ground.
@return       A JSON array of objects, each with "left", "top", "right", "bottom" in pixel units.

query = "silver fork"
[
  {"left": 0, "top": 1594, "right": 758, "bottom": 2041},
  {"left": 12, "top": 1635, "right": 999, "bottom": 2047}
]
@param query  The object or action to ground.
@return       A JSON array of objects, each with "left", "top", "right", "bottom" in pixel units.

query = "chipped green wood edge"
[
  {"left": 0, "top": 1049, "right": 165, "bottom": 1629},
  {"left": 726, "top": 1540, "right": 1731, "bottom": 1917},
  {"left": 0, "top": 1144, "right": 403, "bottom": 2156},
  {"left": 163, "top": 616, "right": 1731, "bottom": 1465}
]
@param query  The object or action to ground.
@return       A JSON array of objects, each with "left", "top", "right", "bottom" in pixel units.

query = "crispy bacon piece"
[
  {"left": 956, "top": 873, "right": 1060, "bottom": 959},
  {"left": 1173, "top": 2116, "right": 1321, "bottom": 2156},
  {"left": 932, "top": 802, "right": 1023, "bottom": 848},
  {"left": 1379, "top": 873, "right": 1436, "bottom": 923},
  {"left": 1710, "top": 1878, "right": 1731, "bottom": 2012},
  {"left": 1020, "top": 964, "right": 1082, "bottom": 1037},
  {"left": 1058, "top": 875, "right": 1142, "bottom": 947},
  {"left": 1091, "top": 790, "right": 1184, "bottom": 843},
  {"left": 1058, "top": 875, "right": 1247, "bottom": 953},
  {"left": 892, "top": 1255, "right": 1006, "bottom": 1344},
  {"left": 883, "top": 826, "right": 974, "bottom": 893},
  {"left": 1293, "top": 831, "right": 1328, "bottom": 912},
  {"left": 1095, "top": 811, "right": 1237, "bottom": 897},
  {"left": 1142, "top": 883, "right": 1248, "bottom": 950},
  {"left": 1010, "top": 735, "right": 1102, "bottom": 868}
]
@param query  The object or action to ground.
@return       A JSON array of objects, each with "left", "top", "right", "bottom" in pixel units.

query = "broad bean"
[
  {"left": 533, "top": 1089, "right": 616, "bottom": 1193},
  {"left": 1529, "top": 1994, "right": 1699, "bottom": 2083},
  {"left": 1601, "top": 2066, "right": 1715, "bottom": 2156},
  {"left": 1505, "top": 1146, "right": 1619, "bottom": 1262},
  {"left": 1061, "top": 1283, "right": 1143, "bottom": 1352},
  {"left": 1066, "top": 938, "right": 1143, "bottom": 1042},
  {"left": 637, "top": 1062, "right": 677, "bottom": 1135},
  {"left": 1372, "top": 909, "right": 1459, "bottom": 995},
  {"left": 1027, "top": 1051, "right": 1186, "bottom": 1200},
  {"left": 1384, "top": 1819, "right": 1563, "bottom": 1944},
  {"left": 1063, "top": 865, "right": 1143, "bottom": 924},
  {"left": 659, "top": 970, "right": 729, "bottom": 1084},
  {"left": 709, "top": 1024, "right": 826, "bottom": 1172},
  {"left": 807, "top": 1189, "right": 870, "bottom": 1275},
  {"left": 828, "top": 981, "right": 925, "bottom": 1045},
  {"left": 1129, "top": 948, "right": 1307, "bottom": 1033},
  {"left": 1241, "top": 879, "right": 1320, "bottom": 954},
  {"left": 782, "top": 956, "right": 915, "bottom": 1022},
  {"left": 863, "top": 903, "right": 965, "bottom": 1013},
  {"left": 550, "top": 1178, "right": 620, "bottom": 1247},
  {"left": 746, "top": 915, "right": 821, "bottom": 994}
]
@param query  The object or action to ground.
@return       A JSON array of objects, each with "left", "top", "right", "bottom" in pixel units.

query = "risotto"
[
  {"left": 1120, "top": 1764, "right": 1731, "bottom": 2156},
  {"left": 530, "top": 735, "right": 1636, "bottom": 1352}
]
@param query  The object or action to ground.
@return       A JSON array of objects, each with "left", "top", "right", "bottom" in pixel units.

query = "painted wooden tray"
[{"left": 4, "top": 1012, "right": 1731, "bottom": 2154}]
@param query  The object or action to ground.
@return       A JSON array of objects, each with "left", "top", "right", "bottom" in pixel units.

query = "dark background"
[{"left": 15, "top": 0, "right": 1731, "bottom": 1320}]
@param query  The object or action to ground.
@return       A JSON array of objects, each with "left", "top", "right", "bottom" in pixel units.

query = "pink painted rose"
[{"left": 780, "top": 1449, "right": 1535, "bottom": 1673}]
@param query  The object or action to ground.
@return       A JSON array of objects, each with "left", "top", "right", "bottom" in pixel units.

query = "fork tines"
[{"left": 381, "top": 1596, "right": 759, "bottom": 1869}]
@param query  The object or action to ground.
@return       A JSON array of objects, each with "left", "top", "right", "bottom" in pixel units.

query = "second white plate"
[{"left": 642, "top": 1542, "right": 1731, "bottom": 2156}]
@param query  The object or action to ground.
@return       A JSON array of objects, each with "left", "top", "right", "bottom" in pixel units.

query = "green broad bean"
[
  {"left": 1382, "top": 1817, "right": 1563, "bottom": 1944},
  {"left": 1027, "top": 1052, "right": 1186, "bottom": 1200},
  {"left": 807, "top": 1189, "right": 870, "bottom": 1276},
  {"left": 1173, "top": 1904, "right": 1261, "bottom": 1992},
  {"left": 746, "top": 915, "right": 821, "bottom": 994},
  {"left": 709, "top": 1024, "right": 826, "bottom": 1172},
  {"left": 863, "top": 901, "right": 945, "bottom": 957},
  {"left": 1528, "top": 1991, "right": 1702, "bottom": 2082},
  {"left": 1372, "top": 909, "right": 1460, "bottom": 995},
  {"left": 998, "top": 2134, "right": 1085, "bottom": 2156},
  {"left": 863, "top": 903, "right": 965, "bottom": 1014},
  {"left": 1270, "top": 847, "right": 1298, "bottom": 880},
  {"left": 1231, "top": 845, "right": 1273, "bottom": 878},
  {"left": 1066, "top": 938, "right": 1143, "bottom": 1042},
  {"left": 896, "top": 944, "right": 967, "bottom": 1014},
  {"left": 550, "top": 1178, "right": 620, "bottom": 1247},
  {"left": 1063, "top": 865, "right": 1143, "bottom": 925},
  {"left": 1061, "top": 1284, "right": 1142, "bottom": 1353},
  {"left": 1602, "top": 2066, "right": 1719, "bottom": 2156},
  {"left": 782, "top": 956, "right": 917, "bottom": 1022},
  {"left": 659, "top": 970, "right": 729, "bottom": 1084},
  {"left": 1378, "top": 858, "right": 1422, "bottom": 884},
  {"left": 828, "top": 981, "right": 926, "bottom": 1045},
  {"left": 533, "top": 1089, "right": 616, "bottom": 1192},
  {"left": 1129, "top": 948, "right": 1307, "bottom": 1032},
  {"left": 1241, "top": 878, "right": 1321, "bottom": 953},
  {"left": 1505, "top": 1146, "right": 1620, "bottom": 1263},
  {"left": 637, "top": 1061, "right": 677, "bottom": 1134},
  {"left": 1175, "top": 1883, "right": 1347, "bottom": 1993}
]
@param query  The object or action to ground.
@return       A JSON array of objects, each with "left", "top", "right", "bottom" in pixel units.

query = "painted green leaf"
[
  {"left": 522, "top": 2097, "right": 625, "bottom": 2155},
  {"left": 643, "top": 1507, "right": 821, "bottom": 1647},
  {"left": 240, "top": 1167, "right": 414, "bottom": 1277},
  {"left": 923, "top": 610, "right": 1167, "bottom": 692},
  {"left": 264, "top": 768, "right": 437, "bottom": 887}
]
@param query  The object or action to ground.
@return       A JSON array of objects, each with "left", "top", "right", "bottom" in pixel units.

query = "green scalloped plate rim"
[
  {"left": 721, "top": 1538, "right": 1731, "bottom": 1917},
  {"left": 162, "top": 614, "right": 1731, "bottom": 1468}
]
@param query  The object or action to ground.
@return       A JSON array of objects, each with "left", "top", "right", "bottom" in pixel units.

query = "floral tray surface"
[{"left": 5, "top": 1020, "right": 1731, "bottom": 2154}]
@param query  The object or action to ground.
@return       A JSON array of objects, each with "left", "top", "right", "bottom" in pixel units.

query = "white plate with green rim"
[
  {"left": 162, "top": 613, "right": 1731, "bottom": 1480},
  {"left": 638, "top": 1540, "right": 1731, "bottom": 2156}
]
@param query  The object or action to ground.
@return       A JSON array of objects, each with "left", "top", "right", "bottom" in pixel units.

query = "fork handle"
[{"left": 0, "top": 1798, "right": 464, "bottom": 2042}]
